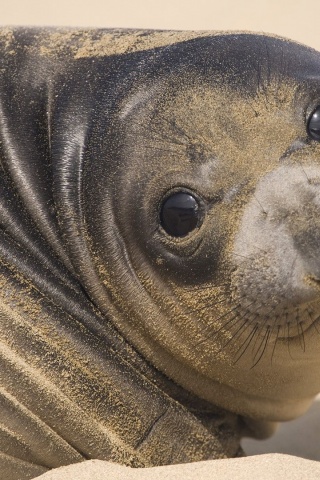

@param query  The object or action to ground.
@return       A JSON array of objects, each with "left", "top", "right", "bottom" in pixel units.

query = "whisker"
[
  {"left": 143, "top": 145, "right": 182, "bottom": 155},
  {"left": 308, "top": 311, "right": 320, "bottom": 335},
  {"left": 197, "top": 298, "right": 258, "bottom": 346},
  {"left": 251, "top": 326, "right": 271, "bottom": 368},
  {"left": 232, "top": 302, "right": 275, "bottom": 364},
  {"left": 245, "top": 305, "right": 273, "bottom": 356},
  {"left": 252, "top": 194, "right": 267, "bottom": 215},
  {"left": 251, "top": 321, "right": 265, "bottom": 353},
  {"left": 220, "top": 312, "right": 260, "bottom": 354},
  {"left": 127, "top": 127, "right": 185, "bottom": 149},
  {"left": 219, "top": 317, "right": 249, "bottom": 350},
  {"left": 233, "top": 323, "right": 259, "bottom": 364},
  {"left": 296, "top": 159, "right": 311, "bottom": 184},
  {"left": 214, "top": 304, "right": 263, "bottom": 354},
  {"left": 195, "top": 305, "right": 242, "bottom": 346},
  {"left": 271, "top": 324, "right": 281, "bottom": 365},
  {"left": 313, "top": 318, "right": 320, "bottom": 334},
  {"left": 297, "top": 319, "right": 306, "bottom": 352},
  {"left": 287, "top": 320, "right": 294, "bottom": 360},
  {"left": 191, "top": 295, "right": 230, "bottom": 314}
]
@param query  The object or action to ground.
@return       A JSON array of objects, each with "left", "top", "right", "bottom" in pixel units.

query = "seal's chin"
[{"left": 120, "top": 279, "right": 318, "bottom": 419}]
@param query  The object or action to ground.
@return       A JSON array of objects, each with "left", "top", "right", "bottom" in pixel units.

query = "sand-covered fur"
[{"left": 1, "top": 28, "right": 320, "bottom": 479}]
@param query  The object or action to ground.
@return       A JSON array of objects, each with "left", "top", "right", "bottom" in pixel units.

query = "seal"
[{"left": 1, "top": 27, "right": 320, "bottom": 479}]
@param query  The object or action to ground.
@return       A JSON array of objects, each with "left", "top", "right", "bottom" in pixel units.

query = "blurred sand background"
[
  {"left": 1, "top": 0, "right": 320, "bottom": 51},
  {"left": 1, "top": 0, "right": 320, "bottom": 463}
]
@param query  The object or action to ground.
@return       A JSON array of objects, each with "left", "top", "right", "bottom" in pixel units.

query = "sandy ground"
[
  {"left": 1, "top": 0, "right": 320, "bottom": 51},
  {"left": 33, "top": 455, "right": 320, "bottom": 480}
]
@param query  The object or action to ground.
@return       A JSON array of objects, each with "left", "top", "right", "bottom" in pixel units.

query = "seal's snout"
[{"left": 231, "top": 164, "right": 320, "bottom": 332}]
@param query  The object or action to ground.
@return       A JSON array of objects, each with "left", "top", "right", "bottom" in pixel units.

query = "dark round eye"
[
  {"left": 307, "top": 106, "right": 320, "bottom": 141},
  {"left": 160, "top": 191, "right": 202, "bottom": 237}
]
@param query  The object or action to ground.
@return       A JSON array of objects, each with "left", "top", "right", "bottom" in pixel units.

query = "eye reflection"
[
  {"left": 160, "top": 191, "right": 202, "bottom": 237},
  {"left": 307, "top": 106, "right": 320, "bottom": 141}
]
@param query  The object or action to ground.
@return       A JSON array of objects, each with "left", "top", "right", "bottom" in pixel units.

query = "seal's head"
[{"left": 61, "top": 33, "right": 320, "bottom": 423}]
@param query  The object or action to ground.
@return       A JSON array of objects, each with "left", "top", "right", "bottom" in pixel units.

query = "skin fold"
[{"left": 0, "top": 28, "right": 320, "bottom": 480}]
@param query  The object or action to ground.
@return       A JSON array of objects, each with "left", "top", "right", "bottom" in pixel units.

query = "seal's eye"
[
  {"left": 160, "top": 192, "right": 201, "bottom": 237},
  {"left": 307, "top": 106, "right": 320, "bottom": 141}
]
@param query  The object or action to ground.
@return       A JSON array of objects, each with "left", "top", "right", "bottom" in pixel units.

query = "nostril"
[
  {"left": 305, "top": 275, "right": 320, "bottom": 290},
  {"left": 308, "top": 177, "right": 320, "bottom": 186}
]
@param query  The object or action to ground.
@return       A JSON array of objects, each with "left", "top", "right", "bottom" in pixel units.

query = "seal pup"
[{"left": 1, "top": 28, "right": 320, "bottom": 479}]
